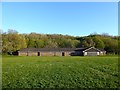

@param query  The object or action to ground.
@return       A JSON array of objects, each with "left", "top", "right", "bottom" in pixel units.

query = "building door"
[
  {"left": 38, "top": 52, "right": 40, "bottom": 56},
  {"left": 62, "top": 52, "right": 65, "bottom": 56}
]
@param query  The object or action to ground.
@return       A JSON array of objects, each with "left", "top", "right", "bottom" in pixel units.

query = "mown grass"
[{"left": 2, "top": 56, "right": 119, "bottom": 88}]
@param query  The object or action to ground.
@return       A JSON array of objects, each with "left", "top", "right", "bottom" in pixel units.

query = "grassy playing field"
[{"left": 2, "top": 56, "right": 119, "bottom": 88}]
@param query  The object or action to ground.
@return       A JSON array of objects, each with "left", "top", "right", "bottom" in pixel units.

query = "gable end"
[{"left": 83, "top": 47, "right": 101, "bottom": 52}]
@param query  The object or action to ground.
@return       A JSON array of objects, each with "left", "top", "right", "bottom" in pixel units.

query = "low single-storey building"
[{"left": 18, "top": 47, "right": 106, "bottom": 56}]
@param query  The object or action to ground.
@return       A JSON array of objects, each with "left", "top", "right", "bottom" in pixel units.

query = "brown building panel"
[
  {"left": 18, "top": 52, "right": 27, "bottom": 56},
  {"left": 27, "top": 52, "right": 37, "bottom": 56}
]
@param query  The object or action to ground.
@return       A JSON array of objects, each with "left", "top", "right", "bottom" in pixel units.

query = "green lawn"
[{"left": 2, "top": 56, "right": 119, "bottom": 88}]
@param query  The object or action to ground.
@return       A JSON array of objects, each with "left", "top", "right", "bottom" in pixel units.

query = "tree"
[
  {"left": 45, "top": 40, "right": 58, "bottom": 48},
  {"left": 81, "top": 37, "right": 95, "bottom": 47},
  {"left": 102, "top": 37, "right": 118, "bottom": 54},
  {"left": 34, "top": 40, "right": 45, "bottom": 48},
  {"left": 93, "top": 37, "right": 105, "bottom": 49},
  {"left": 2, "top": 30, "right": 27, "bottom": 54}
]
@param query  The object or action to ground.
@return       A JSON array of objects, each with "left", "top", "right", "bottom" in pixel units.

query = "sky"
[{"left": 2, "top": 2, "right": 118, "bottom": 36}]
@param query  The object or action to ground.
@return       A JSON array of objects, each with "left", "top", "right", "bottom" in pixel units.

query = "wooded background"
[{"left": 2, "top": 29, "right": 119, "bottom": 55}]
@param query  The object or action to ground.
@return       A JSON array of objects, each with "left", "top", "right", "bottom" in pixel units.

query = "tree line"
[{"left": 2, "top": 29, "right": 120, "bottom": 55}]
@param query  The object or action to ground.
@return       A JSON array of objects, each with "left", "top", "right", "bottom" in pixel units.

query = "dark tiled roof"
[
  {"left": 19, "top": 48, "right": 85, "bottom": 52},
  {"left": 83, "top": 47, "right": 106, "bottom": 52},
  {"left": 19, "top": 47, "right": 106, "bottom": 52},
  {"left": 83, "top": 47, "right": 100, "bottom": 52}
]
